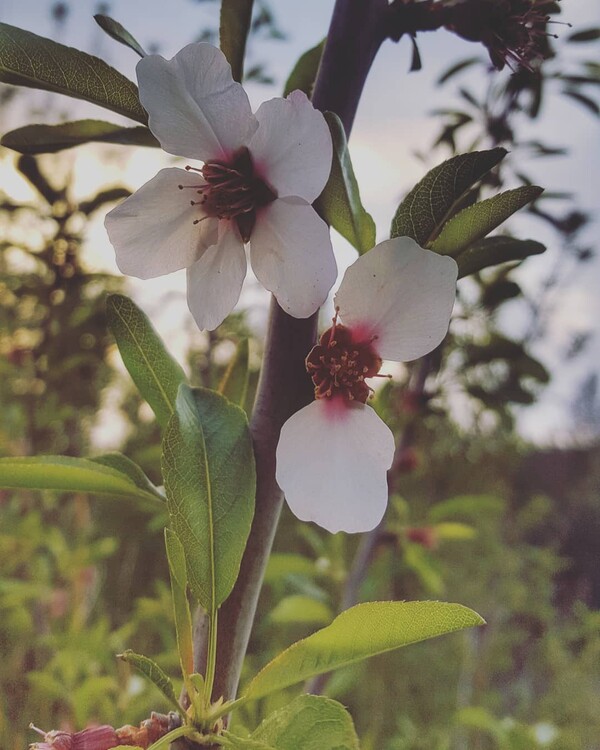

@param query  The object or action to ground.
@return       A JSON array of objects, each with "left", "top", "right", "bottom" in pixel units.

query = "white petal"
[
  {"left": 105, "top": 168, "right": 218, "bottom": 280},
  {"left": 137, "top": 43, "right": 257, "bottom": 162},
  {"left": 276, "top": 399, "right": 395, "bottom": 534},
  {"left": 334, "top": 237, "right": 458, "bottom": 362},
  {"left": 249, "top": 90, "right": 332, "bottom": 202},
  {"left": 250, "top": 197, "right": 337, "bottom": 318},
  {"left": 186, "top": 222, "right": 247, "bottom": 330}
]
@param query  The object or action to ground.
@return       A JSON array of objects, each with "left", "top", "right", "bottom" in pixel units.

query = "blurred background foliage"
[{"left": 0, "top": 1, "right": 599, "bottom": 749}]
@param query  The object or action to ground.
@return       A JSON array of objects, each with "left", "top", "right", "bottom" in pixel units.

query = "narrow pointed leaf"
[
  {"left": 1, "top": 120, "right": 158, "bottom": 155},
  {"left": 391, "top": 148, "right": 507, "bottom": 246},
  {"left": 220, "top": 0, "right": 254, "bottom": 82},
  {"left": 316, "top": 111, "right": 376, "bottom": 254},
  {"left": 91, "top": 452, "right": 165, "bottom": 502},
  {"left": 107, "top": 294, "right": 187, "bottom": 429},
  {"left": 164, "top": 529, "right": 194, "bottom": 678},
  {"left": 94, "top": 14, "right": 147, "bottom": 58},
  {"left": 218, "top": 339, "right": 249, "bottom": 407},
  {"left": 431, "top": 186, "right": 543, "bottom": 256},
  {"left": 243, "top": 601, "right": 484, "bottom": 701},
  {"left": 161, "top": 385, "right": 255, "bottom": 612},
  {"left": 251, "top": 695, "right": 360, "bottom": 750},
  {"left": 456, "top": 236, "right": 546, "bottom": 278},
  {"left": 117, "top": 650, "right": 182, "bottom": 713},
  {"left": 283, "top": 39, "right": 325, "bottom": 97},
  {"left": 0, "top": 23, "right": 147, "bottom": 123},
  {"left": 0, "top": 455, "right": 162, "bottom": 504}
]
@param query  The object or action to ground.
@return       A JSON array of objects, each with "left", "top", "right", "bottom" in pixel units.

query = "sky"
[{"left": 1, "top": 0, "right": 599, "bottom": 445}]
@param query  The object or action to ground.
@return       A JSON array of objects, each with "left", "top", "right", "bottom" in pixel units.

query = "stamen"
[{"left": 29, "top": 725, "right": 47, "bottom": 737}]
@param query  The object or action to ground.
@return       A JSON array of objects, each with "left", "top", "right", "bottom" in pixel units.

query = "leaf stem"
[{"left": 198, "top": 0, "right": 389, "bottom": 704}]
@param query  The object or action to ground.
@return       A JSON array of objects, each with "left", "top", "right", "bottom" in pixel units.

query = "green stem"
[
  {"left": 204, "top": 608, "right": 219, "bottom": 709},
  {"left": 198, "top": 0, "right": 388, "bottom": 704}
]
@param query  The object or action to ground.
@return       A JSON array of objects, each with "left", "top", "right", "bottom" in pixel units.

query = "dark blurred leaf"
[
  {"left": 457, "top": 236, "right": 545, "bottom": 278},
  {"left": 567, "top": 28, "right": 600, "bottom": 43},
  {"left": 390, "top": 148, "right": 507, "bottom": 246},
  {"left": 2, "top": 120, "right": 158, "bottom": 154},
  {"left": 0, "top": 22, "right": 147, "bottom": 123},
  {"left": 220, "top": 0, "right": 254, "bottom": 82},
  {"left": 437, "top": 57, "right": 479, "bottom": 85},
  {"left": 94, "top": 14, "right": 147, "bottom": 57},
  {"left": 316, "top": 111, "right": 376, "bottom": 254},
  {"left": 432, "top": 186, "right": 543, "bottom": 256},
  {"left": 107, "top": 294, "right": 187, "bottom": 429},
  {"left": 283, "top": 38, "right": 325, "bottom": 97},
  {"left": 16, "top": 155, "right": 62, "bottom": 204},
  {"left": 79, "top": 187, "right": 131, "bottom": 216},
  {"left": 409, "top": 35, "right": 422, "bottom": 72},
  {"left": 563, "top": 89, "right": 600, "bottom": 116},
  {"left": 481, "top": 279, "right": 521, "bottom": 309}
]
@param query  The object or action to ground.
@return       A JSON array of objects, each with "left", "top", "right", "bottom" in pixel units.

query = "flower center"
[
  {"left": 179, "top": 147, "right": 276, "bottom": 242},
  {"left": 306, "top": 319, "right": 383, "bottom": 404}
]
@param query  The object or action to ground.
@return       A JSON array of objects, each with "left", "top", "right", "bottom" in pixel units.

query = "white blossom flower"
[
  {"left": 105, "top": 43, "right": 337, "bottom": 330},
  {"left": 276, "top": 237, "right": 458, "bottom": 534}
]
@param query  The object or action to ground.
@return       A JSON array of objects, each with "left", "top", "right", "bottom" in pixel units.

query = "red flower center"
[
  {"left": 179, "top": 147, "right": 276, "bottom": 242},
  {"left": 306, "top": 320, "right": 382, "bottom": 404}
]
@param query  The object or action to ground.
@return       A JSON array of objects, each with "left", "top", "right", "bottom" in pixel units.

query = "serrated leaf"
[
  {"left": 161, "top": 385, "right": 255, "bottom": 612},
  {"left": 390, "top": 148, "right": 507, "bottom": 246},
  {"left": 283, "top": 39, "right": 325, "bottom": 97},
  {"left": 431, "top": 186, "right": 543, "bottom": 257},
  {"left": 316, "top": 111, "right": 375, "bottom": 254},
  {"left": 164, "top": 529, "right": 194, "bottom": 679},
  {"left": 107, "top": 294, "right": 187, "bottom": 429},
  {"left": 218, "top": 338, "right": 249, "bottom": 407},
  {"left": 91, "top": 452, "right": 165, "bottom": 502},
  {"left": 0, "top": 455, "right": 162, "bottom": 504},
  {"left": 243, "top": 601, "right": 484, "bottom": 701},
  {"left": 0, "top": 23, "right": 146, "bottom": 123},
  {"left": 1, "top": 120, "right": 158, "bottom": 154},
  {"left": 456, "top": 236, "right": 545, "bottom": 278},
  {"left": 94, "top": 14, "right": 147, "bottom": 58},
  {"left": 220, "top": 0, "right": 254, "bottom": 82},
  {"left": 270, "top": 595, "right": 333, "bottom": 627},
  {"left": 117, "top": 650, "right": 181, "bottom": 712},
  {"left": 252, "top": 695, "right": 360, "bottom": 750}
]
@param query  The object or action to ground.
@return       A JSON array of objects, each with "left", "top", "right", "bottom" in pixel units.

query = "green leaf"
[
  {"left": 220, "top": 0, "right": 254, "bottom": 83},
  {"left": 161, "top": 385, "right": 256, "bottom": 612},
  {"left": 316, "top": 111, "right": 376, "bottom": 254},
  {"left": 91, "top": 452, "right": 165, "bottom": 502},
  {"left": 0, "top": 455, "right": 162, "bottom": 504},
  {"left": 107, "top": 294, "right": 187, "bottom": 429},
  {"left": 264, "top": 553, "right": 315, "bottom": 585},
  {"left": 283, "top": 39, "right": 325, "bottom": 97},
  {"left": 390, "top": 148, "right": 507, "bottom": 246},
  {"left": 1, "top": 120, "right": 158, "bottom": 154},
  {"left": 218, "top": 338, "right": 249, "bottom": 407},
  {"left": 243, "top": 601, "right": 484, "bottom": 701},
  {"left": 117, "top": 650, "right": 182, "bottom": 713},
  {"left": 0, "top": 23, "right": 147, "bottom": 123},
  {"left": 456, "top": 236, "right": 546, "bottom": 278},
  {"left": 252, "top": 695, "right": 360, "bottom": 750},
  {"left": 94, "top": 14, "right": 147, "bottom": 58},
  {"left": 270, "top": 596, "right": 333, "bottom": 627},
  {"left": 431, "top": 186, "right": 543, "bottom": 256},
  {"left": 164, "top": 529, "right": 195, "bottom": 679}
]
